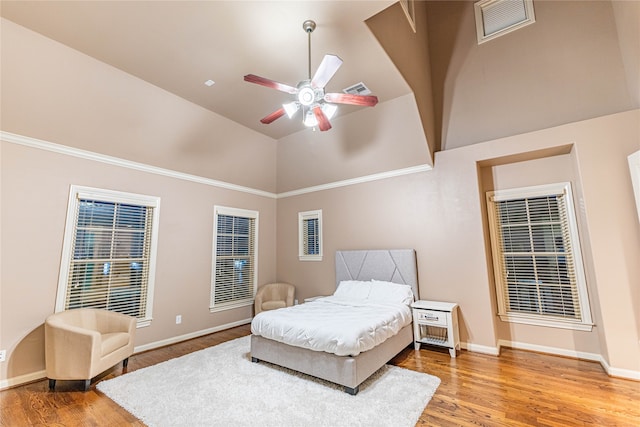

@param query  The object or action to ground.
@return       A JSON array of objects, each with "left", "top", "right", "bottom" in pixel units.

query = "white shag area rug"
[{"left": 97, "top": 336, "right": 440, "bottom": 427}]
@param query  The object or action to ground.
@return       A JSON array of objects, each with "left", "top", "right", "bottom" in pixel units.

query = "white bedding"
[{"left": 250, "top": 296, "right": 413, "bottom": 356}]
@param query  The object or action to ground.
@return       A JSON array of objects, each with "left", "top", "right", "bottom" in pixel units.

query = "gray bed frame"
[{"left": 250, "top": 249, "right": 419, "bottom": 395}]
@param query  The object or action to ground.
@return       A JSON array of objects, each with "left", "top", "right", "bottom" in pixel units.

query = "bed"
[{"left": 250, "top": 249, "right": 419, "bottom": 395}]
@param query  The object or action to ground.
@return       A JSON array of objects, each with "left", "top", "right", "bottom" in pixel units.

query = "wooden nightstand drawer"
[{"left": 415, "top": 310, "right": 447, "bottom": 327}]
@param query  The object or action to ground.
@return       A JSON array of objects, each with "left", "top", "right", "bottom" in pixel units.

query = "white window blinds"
[
  {"left": 56, "top": 186, "right": 160, "bottom": 326},
  {"left": 304, "top": 218, "right": 319, "bottom": 255},
  {"left": 298, "top": 210, "right": 322, "bottom": 261},
  {"left": 487, "top": 183, "right": 592, "bottom": 330},
  {"left": 211, "top": 206, "right": 258, "bottom": 311}
]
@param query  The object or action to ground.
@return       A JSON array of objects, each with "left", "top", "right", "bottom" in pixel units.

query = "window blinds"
[
  {"left": 213, "top": 213, "right": 256, "bottom": 307},
  {"left": 303, "top": 217, "right": 320, "bottom": 256},
  {"left": 493, "top": 193, "right": 581, "bottom": 320},
  {"left": 65, "top": 199, "right": 153, "bottom": 319}
]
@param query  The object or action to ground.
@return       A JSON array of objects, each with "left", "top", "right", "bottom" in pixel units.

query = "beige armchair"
[
  {"left": 254, "top": 282, "right": 295, "bottom": 315},
  {"left": 45, "top": 308, "right": 136, "bottom": 391}
]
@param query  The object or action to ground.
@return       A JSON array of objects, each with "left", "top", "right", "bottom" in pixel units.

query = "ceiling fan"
[{"left": 244, "top": 20, "right": 379, "bottom": 132}]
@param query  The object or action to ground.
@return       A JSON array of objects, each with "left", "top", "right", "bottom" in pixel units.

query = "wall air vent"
[
  {"left": 343, "top": 82, "right": 372, "bottom": 96},
  {"left": 474, "top": 0, "right": 535, "bottom": 44}
]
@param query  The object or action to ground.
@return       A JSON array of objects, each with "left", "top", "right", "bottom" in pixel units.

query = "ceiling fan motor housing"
[{"left": 297, "top": 80, "right": 324, "bottom": 106}]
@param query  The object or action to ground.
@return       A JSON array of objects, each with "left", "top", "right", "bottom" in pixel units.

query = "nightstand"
[{"left": 411, "top": 300, "right": 460, "bottom": 357}]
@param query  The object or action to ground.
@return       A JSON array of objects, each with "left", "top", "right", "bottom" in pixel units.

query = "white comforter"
[{"left": 250, "top": 296, "right": 413, "bottom": 356}]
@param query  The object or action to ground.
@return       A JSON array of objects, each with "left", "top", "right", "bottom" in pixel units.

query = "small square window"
[{"left": 299, "top": 210, "right": 322, "bottom": 261}]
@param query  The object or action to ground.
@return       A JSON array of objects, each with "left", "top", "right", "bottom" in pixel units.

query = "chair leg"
[
  {"left": 83, "top": 379, "right": 91, "bottom": 391},
  {"left": 123, "top": 357, "right": 129, "bottom": 368},
  {"left": 344, "top": 385, "right": 359, "bottom": 395},
  {"left": 48, "top": 379, "right": 56, "bottom": 390}
]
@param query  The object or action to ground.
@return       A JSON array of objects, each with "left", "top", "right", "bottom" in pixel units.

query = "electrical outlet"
[
  {"left": 0, "top": 350, "right": 6, "bottom": 362},
  {"left": 175, "top": 315, "right": 182, "bottom": 324}
]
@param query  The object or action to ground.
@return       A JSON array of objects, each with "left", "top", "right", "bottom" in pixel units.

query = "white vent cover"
[
  {"left": 343, "top": 82, "right": 372, "bottom": 96},
  {"left": 475, "top": 0, "right": 535, "bottom": 44}
]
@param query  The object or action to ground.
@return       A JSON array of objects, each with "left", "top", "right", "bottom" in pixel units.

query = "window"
[
  {"left": 211, "top": 206, "right": 258, "bottom": 311},
  {"left": 298, "top": 210, "right": 322, "bottom": 261},
  {"left": 56, "top": 186, "right": 160, "bottom": 327},
  {"left": 475, "top": 0, "right": 536, "bottom": 44},
  {"left": 486, "top": 183, "right": 592, "bottom": 331}
]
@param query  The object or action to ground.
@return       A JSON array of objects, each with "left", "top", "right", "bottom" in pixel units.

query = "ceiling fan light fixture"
[
  {"left": 303, "top": 109, "right": 318, "bottom": 127},
  {"left": 283, "top": 101, "right": 300, "bottom": 118}
]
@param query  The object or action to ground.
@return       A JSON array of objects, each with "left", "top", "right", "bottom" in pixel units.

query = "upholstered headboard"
[{"left": 335, "top": 249, "right": 419, "bottom": 300}]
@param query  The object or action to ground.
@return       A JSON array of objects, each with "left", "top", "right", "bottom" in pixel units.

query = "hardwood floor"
[{"left": 1, "top": 324, "right": 638, "bottom": 426}]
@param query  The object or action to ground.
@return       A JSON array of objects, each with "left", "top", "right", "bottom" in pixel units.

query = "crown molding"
[
  {"left": 1, "top": 131, "right": 431, "bottom": 199},
  {"left": 1, "top": 131, "right": 277, "bottom": 198},
  {"left": 276, "top": 164, "right": 432, "bottom": 199}
]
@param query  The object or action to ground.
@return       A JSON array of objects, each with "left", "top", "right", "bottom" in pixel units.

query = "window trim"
[
  {"left": 486, "top": 182, "right": 593, "bottom": 331},
  {"left": 298, "top": 209, "right": 323, "bottom": 261},
  {"left": 399, "top": 0, "right": 416, "bottom": 33},
  {"left": 474, "top": 0, "right": 536, "bottom": 45},
  {"left": 56, "top": 185, "right": 160, "bottom": 328},
  {"left": 210, "top": 205, "right": 259, "bottom": 312}
]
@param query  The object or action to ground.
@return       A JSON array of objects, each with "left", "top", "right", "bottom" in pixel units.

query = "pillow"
[
  {"left": 333, "top": 280, "right": 372, "bottom": 300},
  {"left": 369, "top": 280, "right": 414, "bottom": 305}
]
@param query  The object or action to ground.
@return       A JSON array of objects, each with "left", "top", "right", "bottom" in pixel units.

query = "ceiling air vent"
[
  {"left": 474, "top": 0, "right": 535, "bottom": 44},
  {"left": 343, "top": 82, "right": 372, "bottom": 96}
]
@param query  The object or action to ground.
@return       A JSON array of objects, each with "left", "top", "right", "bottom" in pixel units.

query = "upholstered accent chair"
[
  {"left": 254, "top": 283, "right": 295, "bottom": 315},
  {"left": 45, "top": 308, "right": 136, "bottom": 391}
]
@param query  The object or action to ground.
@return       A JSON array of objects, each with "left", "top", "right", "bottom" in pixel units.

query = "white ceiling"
[{"left": 1, "top": 0, "right": 412, "bottom": 140}]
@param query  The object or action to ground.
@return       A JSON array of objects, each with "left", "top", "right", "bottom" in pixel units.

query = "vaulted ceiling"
[
  {"left": 0, "top": 1, "right": 412, "bottom": 140},
  {"left": 2, "top": 1, "right": 638, "bottom": 156}
]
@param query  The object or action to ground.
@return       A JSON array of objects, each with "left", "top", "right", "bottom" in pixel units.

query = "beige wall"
[
  {"left": 0, "top": 19, "right": 277, "bottom": 386},
  {"left": 0, "top": 18, "right": 277, "bottom": 193},
  {"left": 425, "top": 0, "right": 638, "bottom": 150},
  {"left": 611, "top": 0, "right": 640, "bottom": 108},
  {"left": 277, "top": 93, "right": 431, "bottom": 193},
  {"left": 276, "top": 110, "right": 640, "bottom": 374},
  {"left": 366, "top": 0, "right": 438, "bottom": 157}
]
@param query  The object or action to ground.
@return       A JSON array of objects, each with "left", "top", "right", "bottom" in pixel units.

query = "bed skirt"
[{"left": 250, "top": 324, "right": 413, "bottom": 395}]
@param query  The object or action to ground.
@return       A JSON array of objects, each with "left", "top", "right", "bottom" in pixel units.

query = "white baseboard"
[
  {"left": 461, "top": 341, "right": 500, "bottom": 356},
  {"left": 497, "top": 339, "right": 640, "bottom": 381},
  {"left": 598, "top": 356, "right": 640, "bottom": 381},
  {"left": 0, "top": 318, "right": 252, "bottom": 391},
  {"left": 0, "top": 370, "right": 46, "bottom": 391},
  {"left": 134, "top": 318, "right": 251, "bottom": 353},
  {"left": 497, "top": 339, "right": 602, "bottom": 362}
]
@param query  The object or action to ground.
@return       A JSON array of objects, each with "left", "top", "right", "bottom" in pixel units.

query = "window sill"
[
  {"left": 499, "top": 314, "right": 594, "bottom": 332},
  {"left": 209, "top": 300, "right": 253, "bottom": 313},
  {"left": 299, "top": 255, "right": 323, "bottom": 262}
]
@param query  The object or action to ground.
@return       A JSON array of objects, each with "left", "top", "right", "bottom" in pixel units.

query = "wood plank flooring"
[{"left": 1, "top": 324, "right": 638, "bottom": 426}]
